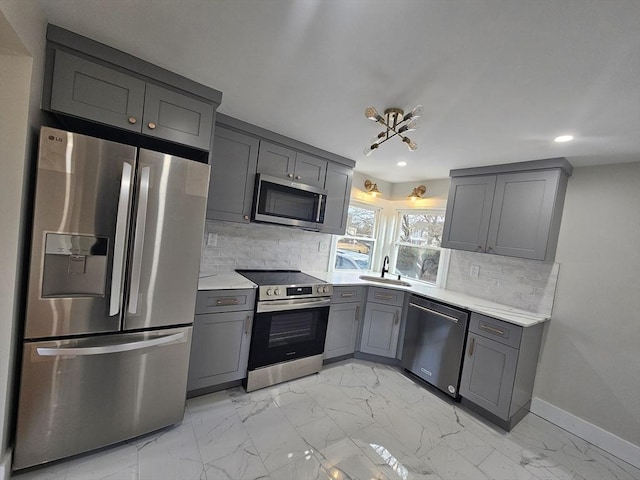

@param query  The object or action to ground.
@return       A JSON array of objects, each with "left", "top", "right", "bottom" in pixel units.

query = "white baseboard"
[
  {"left": 530, "top": 397, "right": 640, "bottom": 469},
  {"left": 0, "top": 448, "right": 11, "bottom": 480}
]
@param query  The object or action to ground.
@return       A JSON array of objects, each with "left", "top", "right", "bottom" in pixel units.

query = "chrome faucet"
[{"left": 381, "top": 255, "right": 390, "bottom": 278}]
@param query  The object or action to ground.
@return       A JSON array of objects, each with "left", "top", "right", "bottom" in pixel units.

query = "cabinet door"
[
  {"left": 187, "top": 311, "right": 252, "bottom": 391},
  {"left": 142, "top": 83, "right": 214, "bottom": 150},
  {"left": 321, "top": 163, "right": 353, "bottom": 235},
  {"left": 324, "top": 302, "right": 360, "bottom": 359},
  {"left": 486, "top": 170, "right": 560, "bottom": 260},
  {"left": 441, "top": 175, "right": 496, "bottom": 252},
  {"left": 360, "top": 303, "right": 402, "bottom": 358},
  {"left": 459, "top": 332, "right": 518, "bottom": 420},
  {"left": 256, "top": 141, "right": 296, "bottom": 179},
  {"left": 50, "top": 49, "right": 145, "bottom": 132},
  {"left": 206, "top": 127, "right": 259, "bottom": 223},
  {"left": 293, "top": 152, "right": 327, "bottom": 188}
]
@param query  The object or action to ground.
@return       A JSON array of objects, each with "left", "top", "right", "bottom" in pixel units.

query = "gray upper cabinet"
[
  {"left": 206, "top": 126, "right": 259, "bottom": 223},
  {"left": 141, "top": 84, "right": 214, "bottom": 150},
  {"left": 50, "top": 50, "right": 145, "bottom": 132},
  {"left": 321, "top": 163, "right": 353, "bottom": 235},
  {"left": 44, "top": 25, "right": 221, "bottom": 152},
  {"left": 441, "top": 175, "right": 496, "bottom": 253},
  {"left": 442, "top": 158, "right": 572, "bottom": 261},
  {"left": 257, "top": 141, "right": 327, "bottom": 188}
]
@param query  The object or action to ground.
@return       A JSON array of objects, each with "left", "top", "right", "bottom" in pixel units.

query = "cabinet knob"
[
  {"left": 295, "top": 175, "right": 301, "bottom": 180},
  {"left": 487, "top": 246, "right": 493, "bottom": 252},
  {"left": 287, "top": 173, "right": 294, "bottom": 178},
  {"left": 148, "top": 122, "right": 157, "bottom": 130},
  {"left": 128, "top": 117, "right": 137, "bottom": 125},
  {"left": 477, "top": 245, "right": 483, "bottom": 251},
  {"left": 243, "top": 215, "right": 249, "bottom": 221}
]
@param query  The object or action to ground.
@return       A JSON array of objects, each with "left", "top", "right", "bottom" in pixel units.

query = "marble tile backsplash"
[
  {"left": 445, "top": 250, "right": 560, "bottom": 315},
  {"left": 200, "top": 220, "right": 331, "bottom": 274}
]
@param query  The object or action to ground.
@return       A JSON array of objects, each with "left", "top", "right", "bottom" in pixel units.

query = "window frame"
[
  {"left": 391, "top": 208, "right": 450, "bottom": 287},
  {"left": 330, "top": 202, "right": 381, "bottom": 272}
]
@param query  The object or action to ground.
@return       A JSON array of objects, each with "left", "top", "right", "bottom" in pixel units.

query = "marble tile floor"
[{"left": 13, "top": 359, "right": 640, "bottom": 480}]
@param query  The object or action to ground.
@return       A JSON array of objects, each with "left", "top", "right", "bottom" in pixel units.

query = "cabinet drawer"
[
  {"left": 469, "top": 312, "right": 522, "bottom": 349},
  {"left": 195, "top": 289, "right": 256, "bottom": 314},
  {"left": 331, "top": 286, "right": 365, "bottom": 304},
  {"left": 367, "top": 287, "right": 404, "bottom": 306}
]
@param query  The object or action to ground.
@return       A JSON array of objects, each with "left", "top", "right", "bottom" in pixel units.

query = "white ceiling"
[{"left": 35, "top": 0, "right": 640, "bottom": 181}]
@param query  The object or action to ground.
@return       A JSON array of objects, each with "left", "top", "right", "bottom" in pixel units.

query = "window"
[
  {"left": 393, "top": 211, "right": 447, "bottom": 284},
  {"left": 333, "top": 204, "right": 378, "bottom": 271}
]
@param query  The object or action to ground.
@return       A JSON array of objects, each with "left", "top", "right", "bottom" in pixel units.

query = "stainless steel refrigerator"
[{"left": 13, "top": 127, "right": 209, "bottom": 470}]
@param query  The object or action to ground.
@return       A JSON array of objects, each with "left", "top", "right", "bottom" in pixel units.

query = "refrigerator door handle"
[
  {"left": 128, "top": 166, "right": 150, "bottom": 314},
  {"left": 36, "top": 332, "right": 184, "bottom": 357},
  {"left": 110, "top": 162, "right": 133, "bottom": 316}
]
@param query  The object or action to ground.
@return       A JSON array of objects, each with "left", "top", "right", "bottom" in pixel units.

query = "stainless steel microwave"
[{"left": 252, "top": 174, "right": 327, "bottom": 230}]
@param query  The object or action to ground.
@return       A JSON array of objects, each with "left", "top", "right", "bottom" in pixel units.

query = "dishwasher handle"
[{"left": 409, "top": 302, "right": 460, "bottom": 323}]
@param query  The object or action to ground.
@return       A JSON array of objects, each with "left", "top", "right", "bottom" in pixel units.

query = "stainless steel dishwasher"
[{"left": 401, "top": 295, "right": 470, "bottom": 398}]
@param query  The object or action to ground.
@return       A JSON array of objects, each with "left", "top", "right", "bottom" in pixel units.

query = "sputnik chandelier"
[{"left": 363, "top": 105, "right": 423, "bottom": 156}]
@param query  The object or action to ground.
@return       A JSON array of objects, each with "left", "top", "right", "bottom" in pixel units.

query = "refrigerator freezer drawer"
[{"left": 13, "top": 326, "right": 192, "bottom": 470}]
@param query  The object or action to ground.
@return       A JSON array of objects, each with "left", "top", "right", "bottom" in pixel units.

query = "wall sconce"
[
  {"left": 408, "top": 185, "right": 426, "bottom": 201},
  {"left": 364, "top": 180, "right": 382, "bottom": 197},
  {"left": 364, "top": 105, "right": 422, "bottom": 156}
]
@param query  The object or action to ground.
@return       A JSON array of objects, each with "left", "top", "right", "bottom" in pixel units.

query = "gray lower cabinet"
[
  {"left": 206, "top": 126, "right": 259, "bottom": 222},
  {"left": 324, "top": 286, "right": 365, "bottom": 360},
  {"left": 359, "top": 287, "right": 405, "bottom": 358},
  {"left": 46, "top": 39, "right": 217, "bottom": 150},
  {"left": 321, "top": 163, "right": 353, "bottom": 235},
  {"left": 459, "top": 313, "right": 544, "bottom": 430},
  {"left": 324, "top": 303, "right": 361, "bottom": 359},
  {"left": 188, "top": 289, "right": 255, "bottom": 392},
  {"left": 257, "top": 140, "right": 327, "bottom": 188},
  {"left": 442, "top": 159, "right": 572, "bottom": 261}
]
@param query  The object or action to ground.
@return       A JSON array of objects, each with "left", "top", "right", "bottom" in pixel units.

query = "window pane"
[
  {"left": 396, "top": 246, "right": 440, "bottom": 283},
  {"left": 345, "top": 206, "right": 376, "bottom": 238},
  {"left": 395, "top": 212, "right": 445, "bottom": 284},
  {"left": 398, "top": 213, "right": 445, "bottom": 247},
  {"left": 335, "top": 239, "right": 374, "bottom": 270},
  {"left": 334, "top": 205, "right": 378, "bottom": 271}
]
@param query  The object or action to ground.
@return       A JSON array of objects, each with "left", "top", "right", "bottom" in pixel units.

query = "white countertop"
[
  {"left": 198, "top": 272, "right": 257, "bottom": 291},
  {"left": 198, "top": 270, "right": 549, "bottom": 328},
  {"left": 308, "top": 271, "right": 550, "bottom": 328}
]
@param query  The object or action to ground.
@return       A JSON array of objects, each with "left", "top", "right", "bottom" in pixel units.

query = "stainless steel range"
[{"left": 236, "top": 270, "right": 332, "bottom": 391}]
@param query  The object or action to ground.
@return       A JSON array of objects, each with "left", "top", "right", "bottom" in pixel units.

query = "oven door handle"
[{"left": 256, "top": 297, "right": 331, "bottom": 313}]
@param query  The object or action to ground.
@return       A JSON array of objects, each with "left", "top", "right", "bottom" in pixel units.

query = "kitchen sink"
[{"left": 359, "top": 275, "right": 412, "bottom": 287}]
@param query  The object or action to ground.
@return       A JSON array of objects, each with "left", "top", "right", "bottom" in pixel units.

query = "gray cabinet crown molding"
[
  {"left": 46, "top": 24, "right": 222, "bottom": 104},
  {"left": 449, "top": 157, "right": 573, "bottom": 178},
  {"left": 216, "top": 113, "right": 355, "bottom": 169}
]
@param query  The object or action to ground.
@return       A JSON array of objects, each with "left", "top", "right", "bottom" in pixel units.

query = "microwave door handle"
[
  {"left": 128, "top": 166, "right": 150, "bottom": 315},
  {"left": 110, "top": 162, "right": 133, "bottom": 316},
  {"left": 316, "top": 194, "right": 324, "bottom": 222}
]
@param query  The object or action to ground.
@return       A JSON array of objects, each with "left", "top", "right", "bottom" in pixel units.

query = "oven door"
[{"left": 249, "top": 298, "right": 330, "bottom": 370}]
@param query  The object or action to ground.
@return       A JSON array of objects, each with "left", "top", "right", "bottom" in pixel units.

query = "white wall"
[
  {"left": 0, "top": 2, "right": 46, "bottom": 478},
  {"left": 533, "top": 162, "right": 640, "bottom": 447}
]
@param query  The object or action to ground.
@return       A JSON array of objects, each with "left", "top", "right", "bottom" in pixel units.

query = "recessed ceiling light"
[
  {"left": 396, "top": 161, "right": 407, "bottom": 167},
  {"left": 554, "top": 135, "right": 574, "bottom": 143}
]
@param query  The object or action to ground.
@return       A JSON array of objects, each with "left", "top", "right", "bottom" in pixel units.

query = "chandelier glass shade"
[{"left": 364, "top": 105, "right": 422, "bottom": 156}]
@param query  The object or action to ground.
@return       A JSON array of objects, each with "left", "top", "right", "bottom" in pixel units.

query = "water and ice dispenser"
[{"left": 42, "top": 233, "right": 108, "bottom": 297}]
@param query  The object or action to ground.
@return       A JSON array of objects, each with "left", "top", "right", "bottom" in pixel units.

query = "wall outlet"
[
  {"left": 318, "top": 240, "right": 329, "bottom": 252},
  {"left": 470, "top": 264, "right": 480, "bottom": 278},
  {"left": 207, "top": 233, "right": 218, "bottom": 247}
]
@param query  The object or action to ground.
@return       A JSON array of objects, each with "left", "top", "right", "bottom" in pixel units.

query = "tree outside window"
[{"left": 395, "top": 211, "right": 445, "bottom": 284}]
